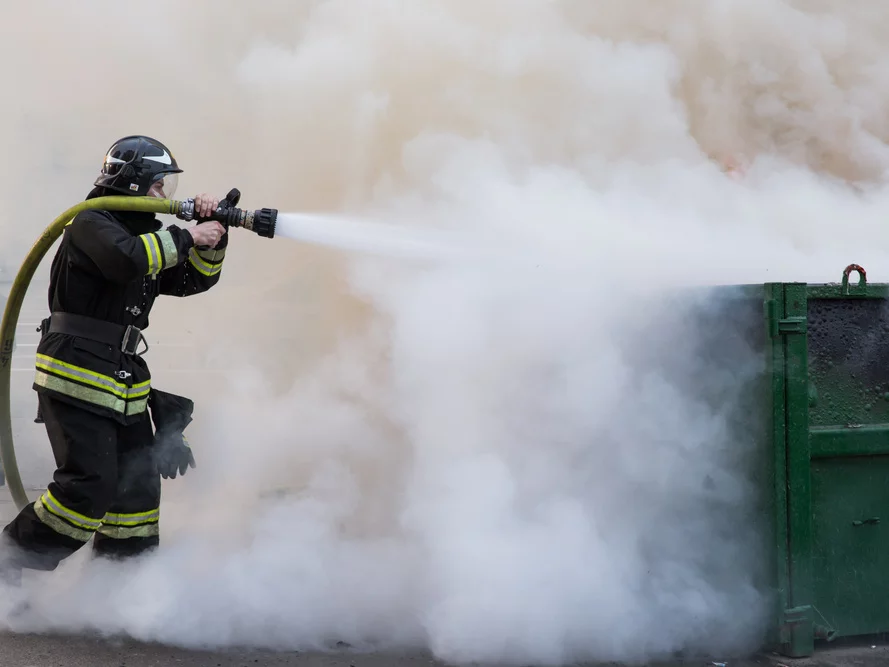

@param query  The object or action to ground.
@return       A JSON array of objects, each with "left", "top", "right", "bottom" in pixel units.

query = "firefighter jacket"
[{"left": 33, "top": 188, "right": 227, "bottom": 425}]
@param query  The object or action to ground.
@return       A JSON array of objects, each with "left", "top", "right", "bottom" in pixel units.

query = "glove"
[
  {"left": 148, "top": 388, "right": 197, "bottom": 480},
  {"left": 154, "top": 431, "right": 196, "bottom": 479}
]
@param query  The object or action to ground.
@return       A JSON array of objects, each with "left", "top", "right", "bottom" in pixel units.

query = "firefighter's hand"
[
  {"left": 194, "top": 193, "right": 221, "bottom": 218},
  {"left": 154, "top": 433, "right": 196, "bottom": 480},
  {"left": 188, "top": 221, "right": 226, "bottom": 248}
]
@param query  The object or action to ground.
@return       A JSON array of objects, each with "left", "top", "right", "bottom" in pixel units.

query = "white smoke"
[{"left": 3, "top": 0, "right": 889, "bottom": 664}]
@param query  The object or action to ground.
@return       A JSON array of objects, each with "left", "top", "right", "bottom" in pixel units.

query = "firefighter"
[{"left": 0, "top": 135, "right": 227, "bottom": 585}]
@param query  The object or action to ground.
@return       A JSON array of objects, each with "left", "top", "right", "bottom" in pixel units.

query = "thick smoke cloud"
[{"left": 2, "top": 1, "right": 889, "bottom": 664}]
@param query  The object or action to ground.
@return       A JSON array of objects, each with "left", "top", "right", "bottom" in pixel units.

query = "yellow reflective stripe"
[
  {"left": 35, "top": 353, "right": 150, "bottom": 399},
  {"left": 125, "top": 396, "right": 149, "bottom": 416},
  {"left": 156, "top": 230, "right": 178, "bottom": 268},
  {"left": 36, "top": 360, "right": 150, "bottom": 400},
  {"left": 149, "top": 234, "right": 163, "bottom": 274},
  {"left": 132, "top": 382, "right": 151, "bottom": 396},
  {"left": 35, "top": 370, "right": 127, "bottom": 413},
  {"left": 103, "top": 509, "right": 159, "bottom": 526},
  {"left": 140, "top": 234, "right": 157, "bottom": 275},
  {"left": 40, "top": 490, "right": 103, "bottom": 530},
  {"left": 97, "top": 523, "right": 159, "bottom": 539},
  {"left": 197, "top": 246, "right": 225, "bottom": 262},
  {"left": 34, "top": 502, "right": 93, "bottom": 542},
  {"left": 187, "top": 248, "right": 222, "bottom": 277},
  {"left": 34, "top": 370, "right": 149, "bottom": 416},
  {"left": 141, "top": 233, "right": 163, "bottom": 276}
]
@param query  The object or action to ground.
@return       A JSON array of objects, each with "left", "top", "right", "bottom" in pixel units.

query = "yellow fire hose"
[{"left": 0, "top": 196, "right": 186, "bottom": 511}]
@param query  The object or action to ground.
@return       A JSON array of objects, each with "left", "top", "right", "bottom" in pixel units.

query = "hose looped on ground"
[{"left": 0, "top": 196, "right": 183, "bottom": 510}]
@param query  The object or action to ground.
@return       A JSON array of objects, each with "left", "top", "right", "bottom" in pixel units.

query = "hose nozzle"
[{"left": 176, "top": 188, "right": 277, "bottom": 239}]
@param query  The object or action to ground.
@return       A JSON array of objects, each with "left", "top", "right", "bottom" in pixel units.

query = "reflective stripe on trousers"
[
  {"left": 98, "top": 509, "right": 160, "bottom": 539},
  {"left": 34, "top": 490, "right": 160, "bottom": 542}
]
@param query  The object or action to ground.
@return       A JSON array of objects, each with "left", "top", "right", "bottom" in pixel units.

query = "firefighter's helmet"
[{"left": 94, "top": 135, "right": 183, "bottom": 199}]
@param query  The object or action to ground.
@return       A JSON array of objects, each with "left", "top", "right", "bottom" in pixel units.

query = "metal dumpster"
[
  {"left": 581, "top": 264, "right": 889, "bottom": 659},
  {"left": 718, "top": 264, "right": 889, "bottom": 658}
]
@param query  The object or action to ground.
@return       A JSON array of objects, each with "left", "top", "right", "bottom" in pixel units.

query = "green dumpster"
[{"left": 718, "top": 264, "right": 889, "bottom": 658}]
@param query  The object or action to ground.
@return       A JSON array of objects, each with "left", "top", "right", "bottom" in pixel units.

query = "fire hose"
[{"left": 0, "top": 190, "right": 276, "bottom": 510}]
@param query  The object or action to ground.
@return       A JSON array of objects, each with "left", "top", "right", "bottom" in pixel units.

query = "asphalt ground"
[{"left": 1, "top": 632, "right": 888, "bottom": 667}]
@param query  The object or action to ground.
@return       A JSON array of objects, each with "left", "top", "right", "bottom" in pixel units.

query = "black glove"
[
  {"left": 148, "top": 388, "right": 197, "bottom": 480},
  {"left": 154, "top": 431, "right": 196, "bottom": 479}
]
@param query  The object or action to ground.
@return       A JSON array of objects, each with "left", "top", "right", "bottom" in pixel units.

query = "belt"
[{"left": 45, "top": 312, "right": 148, "bottom": 356}]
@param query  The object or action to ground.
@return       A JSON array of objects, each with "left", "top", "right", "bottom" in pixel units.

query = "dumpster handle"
[
  {"left": 852, "top": 517, "right": 880, "bottom": 527},
  {"left": 841, "top": 264, "right": 867, "bottom": 294},
  {"left": 813, "top": 606, "right": 837, "bottom": 642}
]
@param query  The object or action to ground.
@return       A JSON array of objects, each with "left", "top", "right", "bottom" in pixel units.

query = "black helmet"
[{"left": 94, "top": 135, "right": 183, "bottom": 198}]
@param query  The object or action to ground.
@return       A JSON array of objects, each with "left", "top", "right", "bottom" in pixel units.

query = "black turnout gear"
[
  {"left": 34, "top": 186, "right": 227, "bottom": 424},
  {"left": 0, "top": 182, "right": 226, "bottom": 573},
  {"left": 2, "top": 393, "right": 160, "bottom": 570}
]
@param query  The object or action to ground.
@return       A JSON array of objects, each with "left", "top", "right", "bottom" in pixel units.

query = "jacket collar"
[{"left": 85, "top": 187, "right": 161, "bottom": 234}]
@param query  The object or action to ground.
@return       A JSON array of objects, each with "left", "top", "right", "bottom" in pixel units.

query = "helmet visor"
[{"left": 148, "top": 172, "right": 179, "bottom": 200}]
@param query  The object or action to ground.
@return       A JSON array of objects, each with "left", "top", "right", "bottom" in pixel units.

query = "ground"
[{"left": 1, "top": 631, "right": 888, "bottom": 667}]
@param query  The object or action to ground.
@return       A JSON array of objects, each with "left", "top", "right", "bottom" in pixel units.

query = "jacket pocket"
[
  {"left": 71, "top": 336, "right": 120, "bottom": 365},
  {"left": 68, "top": 338, "right": 130, "bottom": 388}
]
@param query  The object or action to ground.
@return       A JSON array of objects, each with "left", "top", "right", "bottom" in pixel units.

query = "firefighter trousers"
[{"left": 1, "top": 393, "right": 161, "bottom": 571}]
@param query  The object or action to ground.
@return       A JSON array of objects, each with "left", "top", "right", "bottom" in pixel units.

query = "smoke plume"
[{"left": 3, "top": 1, "right": 889, "bottom": 664}]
